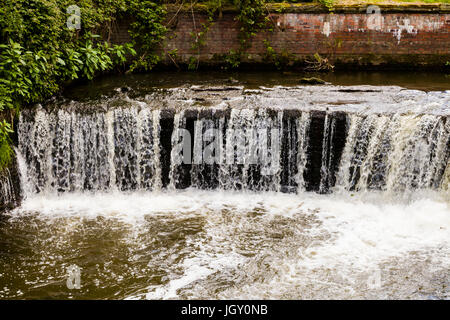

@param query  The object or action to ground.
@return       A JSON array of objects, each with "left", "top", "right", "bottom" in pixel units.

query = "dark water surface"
[
  {"left": 1, "top": 191, "right": 449, "bottom": 300},
  {"left": 63, "top": 71, "right": 450, "bottom": 101}
]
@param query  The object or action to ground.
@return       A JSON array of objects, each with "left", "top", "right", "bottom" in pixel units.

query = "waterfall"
[
  {"left": 15, "top": 99, "right": 450, "bottom": 197},
  {"left": 0, "top": 153, "right": 21, "bottom": 210},
  {"left": 442, "top": 162, "right": 450, "bottom": 192},
  {"left": 335, "top": 113, "right": 450, "bottom": 193},
  {"left": 18, "top": 105, "right": 163, "bottom": 196},
  {"left": 4, "top": 85, "right": 450, "bottom": 301}
]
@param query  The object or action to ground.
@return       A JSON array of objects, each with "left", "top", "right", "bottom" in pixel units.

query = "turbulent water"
[
  {"left": 1, "top": 84, "right": 449, "bottom": 299},
  {"left": 15, "top": 85, "right": 450, "bottom": 195}
]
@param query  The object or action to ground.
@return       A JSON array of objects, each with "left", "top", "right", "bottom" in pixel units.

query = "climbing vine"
[
  {"left": 263, "top": 39, "right": 294, "bottom": 70},
  {"left": 318, "top": 0, "right": 335, "bottom": 12},
  {"left": 128, "top": 1, "right": 167, "bottom": 71},
  {"left": 181, "top": 0, "right": 271, "bottom": 69},
  {"left": 234, "top": 0, "right": 270, "bottom": 49},
  {"left": 188, "top": 3, "right": 218, "bottom": 71},
  {"left": 226, "top": 0, "right": 271, "bottom": 68}
]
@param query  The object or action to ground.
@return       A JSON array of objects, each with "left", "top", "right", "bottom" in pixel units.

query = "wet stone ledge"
[{"left": 164, "top": 3, "right": 450, "bottom": 14}]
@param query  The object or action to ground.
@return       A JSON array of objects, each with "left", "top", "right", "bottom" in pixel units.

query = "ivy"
[
  {"left": 263, "top": 39, "right": 293, "bottom": 70},
  {"left": 188, "top": 0, "right": 271, "bottom": 69},
  {"left": 234, "top": 0, "right": 270, "bottom": 49},
  {"left": 189, "top": 13, "right": 215, "bottom": 71},
  {"left": 318, "top": 0, "right": 334, "bottom": 12},
  {"left": 128, "top": 1, "right": 167, "bottom": 72},
  {"left": 224, "top": 50, "right": 242, "bottom": 69}
]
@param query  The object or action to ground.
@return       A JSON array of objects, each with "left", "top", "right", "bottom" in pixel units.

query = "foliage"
[
  {"left": 305, "top": 53, "right": 334, "bottom": 71},
  {"left": 189, "top": 13, "right": 215, "bottom": 71},
  {"left": 0, "top": 40, "right": 58, "bottom": 104},
  {"left": 188, "top": 56, "right": 199, "bottom": 71},
  {"left": 0, "top": 120, "right": 13, "bottom": 169},
  {"left": 263, "top": 39, "right": 293, "bottom": 70},
  {"left": 318, "top": 0, "right": 334, "bottom": 11},
  {"left": 224, "top": 50, "right": 242, "bottom": 69},
  {"left": 234, "top": 0, "right": 270, "bottom": 48},
  {"left": 192, "top": 0, "right": 271, "bottom": 69},
  {"left": 0, "top": 0, "right": 167, "bottom": 168},
  {"left": 222, "top": 0, "right": 271, "bottom": 68},
  {"left": 191, "top": 11, "right": 216, "bottom": 52},
  {"left": 77, "top": 35, "right": 136, "bottom": 80},
  {"left": 128, "top": 1, "right": 167, "bottom": 72}
]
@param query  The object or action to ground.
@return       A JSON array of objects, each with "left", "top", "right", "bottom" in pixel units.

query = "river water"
[{"left": 0, "top": 71, "right": 449, "bottom": 299}]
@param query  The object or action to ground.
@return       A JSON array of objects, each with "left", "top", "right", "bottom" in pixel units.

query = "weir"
[
  {"left": 1, "top": 84, "right": 449, "bottom": 300},
  {"left": 13, "top": 85, "right": 450, "bottom": 198},
  {"left": 2, "top": 0, "right": 450, "bottom": 301}
]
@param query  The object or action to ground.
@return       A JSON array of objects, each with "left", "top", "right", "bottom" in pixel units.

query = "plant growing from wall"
[
  {"left": 234, "top": 0, "right": 270, "bottom": 48},
  {"left": 188, "top": 6, "right": 216, "bottom": 71},
  {"left": 224, "top": 49, "right": 242, "bottom": 69},
  {"left": 221, "top": 0, "right": 271, "bottom": 69},
  {"left": 128, "top": 1, "right": 167, "bottom": 72},
  {"left": 172, "top": 0, "right": 274, "bottom": 70},
  {"left": 317, "top": 0, "right": 334, "bottom": 12},
  {"left": 262, "top": 39, "right": 293, "bottom": 70}
]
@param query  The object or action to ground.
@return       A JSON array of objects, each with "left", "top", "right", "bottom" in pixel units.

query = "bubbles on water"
[
  {"left": 3, "top": 85, "right": 450, "bottom": 299},
  {"left": 2, "top": 190, "right": 448, "bottom": 299}
]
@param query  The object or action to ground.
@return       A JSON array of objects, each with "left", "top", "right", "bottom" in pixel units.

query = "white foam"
[
  {"left": 11, "top": 189, "right": 450, "bottom": 299},
  {"left": 300, "top": 193, "right": 450, "bottom": 267}
]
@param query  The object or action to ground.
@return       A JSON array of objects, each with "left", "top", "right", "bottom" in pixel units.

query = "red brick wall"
[{"left": 110, "top": 9, "right": 450, "bottom": 67}]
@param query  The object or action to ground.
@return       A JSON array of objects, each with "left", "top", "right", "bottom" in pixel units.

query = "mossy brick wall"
[{"left": 110, "top": 4, "right": 450, "bottom": 67}]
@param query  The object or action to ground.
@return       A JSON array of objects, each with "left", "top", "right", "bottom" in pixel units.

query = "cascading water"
[
  {"left": 18, "top": 106, "right": 162, "bottom": 195},
  {"left": 0, "top": 167, "right": 18, "bottom": 210},
  {"left": 336, "top": 113, "right": 450, "bottom": 193},
  {"left": 16, "top": 102, "right": 449, "bottom": 196},
  {"left": 2, "top": 84, "right": 450, "bottom": 300}
]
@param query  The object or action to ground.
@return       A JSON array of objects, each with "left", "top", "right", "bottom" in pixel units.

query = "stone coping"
[{"left": 164, "top": 3, "right": 450, "bottom": 14}]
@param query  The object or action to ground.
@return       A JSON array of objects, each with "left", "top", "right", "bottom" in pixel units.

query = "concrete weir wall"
[{"left": 112, "top": 4, "right": 450, "bottom": 67}]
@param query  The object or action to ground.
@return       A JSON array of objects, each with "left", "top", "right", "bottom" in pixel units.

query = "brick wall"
[{"left": 110, "top": 4, "right": 450, "bottom": 68}]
